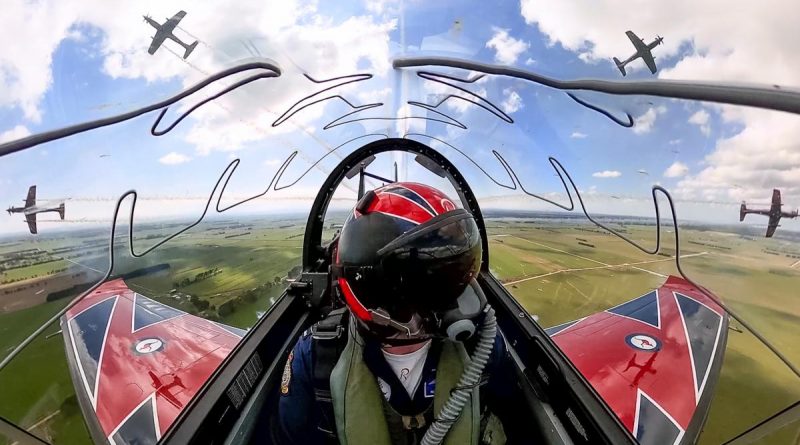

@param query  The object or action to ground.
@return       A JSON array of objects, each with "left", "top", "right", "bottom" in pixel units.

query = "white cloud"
[
  {"left": 363, "top": 0, "right": 402, "bottom": 16},
  {"left": 525, "top": 57, "right": 536, "bottom": 66},
  {"left": 0, "top": 1, "right": 398, "bottom": 155},
  {"left": 500, "top": 88, "right": 523, "bottom": 114},
  {"left": 663, "top": 161, "right": 689, "bottom": 178},
  {"left": 485, "top": 28, "right": 530, "bottom": 65},
  {"left": 688, "top": 109, "right": 711, "bottom": 136},
  {"left": 159, "top": 152, "right": 191, "bottom": 165},
  {"left": 356, "top": 87, "right": 392, "bottom": 105},
  {"left": 633, "top": 106, "right": 666, "bottom": 135},
  {"left": 0, "top": 125, "right": 30, "bottom": 144},
  {"left": 519, "top": 0, "right": 800, "bottom": 85},
  {"left": 676, "top": 109, "right": 800, "bottom": 202},
  {"left": 668, "top": 139, "right": 682, "bottom": 145},
  {"left": 570, "top": 131, "right": 587, "bottom": 139},
  {"left": 688, "top": 109, "right": 709, "bottom": 125},
  {"left": 264, "top": 158, "right": 282, "bottom": 167},
  {"left": 519, "top": 0, "right": 800, "bottom": 208},
  {"left": 592, "top": 170, "right": 621, "bottom": 178}
]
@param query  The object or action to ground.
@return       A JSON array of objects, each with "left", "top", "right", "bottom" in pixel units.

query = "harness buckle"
[
  {"left": 311, "top": 324, "right": 344, "bottom": 340},
  {"left": 402, "top": 414, "right": 427, "bottom": 430}
]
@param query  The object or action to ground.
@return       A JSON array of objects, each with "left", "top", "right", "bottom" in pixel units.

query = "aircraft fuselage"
[
  {"left": 143, "top": 11, "right": 197, "bottom": 58},
  {"left": 621, "top": 38, "right": 662, "bottom": 65},
  {"left": 145, "top": 16, "right": 180, "bottom": 34},
  {"left": 7, "top": 205, "right": 62, "bottom": 216},
  {"left": 25, "top": 206, "right": 62, "bottom": 216},
  {"left": 744, "top": 207, "right": 798, "bottom": 220}
]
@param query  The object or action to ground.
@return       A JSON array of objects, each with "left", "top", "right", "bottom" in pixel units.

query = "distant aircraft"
[
  {"left": 740, "top": 189, "right": 799, "bottom": 237},
  {"left": 613, "top": 30, "right": 664, "bottom": 76},
  {"left": 143, "top": 10, "right": 198, "bottom": 59},
  {"left": 6, "top": 185, "right": 65, "bottom": 234}
]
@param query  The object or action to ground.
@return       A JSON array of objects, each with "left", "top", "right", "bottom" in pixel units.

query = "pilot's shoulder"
[
  {"left": 291, "top": 328, "right": 315, "bottom": 357},
  {"left": 486, "top": 330, "right": 509, "bottom": 371}
]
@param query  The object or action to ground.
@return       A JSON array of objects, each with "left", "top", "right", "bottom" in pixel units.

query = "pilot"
[{"left": 278, "top": 182, "right": 529, "bottom": 444}]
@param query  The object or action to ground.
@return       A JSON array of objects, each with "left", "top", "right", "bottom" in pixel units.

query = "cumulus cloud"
[
  {"left": 264, "top": 158, "right": 283, "bottom": 167},
  {"left": 688, "top": 109, "right": 711, "bottom": 136},
  {"left": 592, "top": 170, "right": 621, "bottom": 178},
  {"left": 519, "top": 0, "right": 800, "bottom": 85},
  {"left": 663, "top": 161, "right": 689, "bottom": 178},
  {"left": 570, "top": 131, "right": 587, "bottom": 139},
  {"left": 159, "top": 152, "right": 191, "bottom": 165},
  {"left": 0, "top": 125, "right": 31, "bottom": 144},
  {"left": 633, "top": 106, "right": 666, "bottom": 135},
  {"left": 500, "top": 88, "right": 523, "bottom": 114},
  {"left": 485, "top": 28, "right": 530, "bottom": 65},
  {"left": 364, "top": 0, "right": 401, "bottom": 15},
  {"left": 669, "top": 139, "right": 682, "bottom": 145},
  {"left": 519, "top": 0, "right": 800, "bottom": 206},
  {"left": 676, "top": 109, "right": 800, "bottom": 202},
  {"left": 356, "top": 87, "right": 392, "bottom": 105},
  {"left": 0, "top": 0, "right": 398, "bottom": 156}
]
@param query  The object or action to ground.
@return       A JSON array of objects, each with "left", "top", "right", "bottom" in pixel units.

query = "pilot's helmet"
[{"left": 333, "top": 182, "right": 485, "bottom": 344}]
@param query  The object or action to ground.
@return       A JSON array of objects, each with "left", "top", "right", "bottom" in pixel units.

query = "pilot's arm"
[
  {"left": 277, "top": 333, "right": 326, "bottom": 444},
  {"left": 484, "top": 330, "right": 536, "bottom": 445}
]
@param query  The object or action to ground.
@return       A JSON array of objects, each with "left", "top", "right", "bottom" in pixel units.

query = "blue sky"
[{"left": 1, "top": 0, "right": 799, "bottom": 235}]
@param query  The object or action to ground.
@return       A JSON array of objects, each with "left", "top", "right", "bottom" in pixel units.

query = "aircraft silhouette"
[
  {"left": 6, "top": 185, "right": 65, "bottom": 234},
  {"left": 740, "top": 189, "right": 799, "bottom": 237},
  {"left": 613, "top": 30, "right": 664, "bottom": 76},
  {"left": 143, "top": 10, "right": 198, "bottom": 59}
]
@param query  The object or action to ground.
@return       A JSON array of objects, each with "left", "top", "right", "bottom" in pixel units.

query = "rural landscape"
[{"left": 1, "top": 211, "right": 799, "bottom": 444}]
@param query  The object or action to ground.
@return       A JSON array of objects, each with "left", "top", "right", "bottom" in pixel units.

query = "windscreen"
[{"left": 1, "top": 1, "right": 799, "bottom": 444}]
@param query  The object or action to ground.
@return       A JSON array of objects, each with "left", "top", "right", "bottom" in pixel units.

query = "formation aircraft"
[
  {"left": 5, "top": 185, "right": 65, "bottom": 234},
  {"left": 613, "top": 30, "right": 664, "bottom": 76},
  {"left": 143, "top": 10, "right": 198, "bottom": 59},
  {"left": 0, "top": 26, "right": 797, "bottom": 445},
  {"left": 740, "top": 189, "right": 799, "bottom": 237}
]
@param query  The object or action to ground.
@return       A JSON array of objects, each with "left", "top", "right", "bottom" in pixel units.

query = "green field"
[
  {"left": 1, "top": 215, "right": 799, "bottom": 444},
  {"left": 0, "top": 219, "right": 303, "bottom": 444},
  {"left": 1, "top": 259, "right": 71, "bottom": 282},
  {"left": 487, "top": 219, "right": 800, "bottom": 444}
]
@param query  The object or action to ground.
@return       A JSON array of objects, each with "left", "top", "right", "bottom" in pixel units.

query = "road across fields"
[
  {"left": 497, "top": 234, "right": 708, "bottom": 286},
  {"left": 10, "top": 409, "right": 62, "bottom": 445}
]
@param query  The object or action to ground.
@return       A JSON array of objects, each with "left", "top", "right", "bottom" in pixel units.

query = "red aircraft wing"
[
  {"left": 61, "top": 279, "right": 246, "bottom": 444},
  {"left": 547, "top": 275, "right": 728, "bottom": 445}
]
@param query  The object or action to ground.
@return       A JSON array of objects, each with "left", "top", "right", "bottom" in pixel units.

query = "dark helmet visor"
[{"left": 374, "top": 208, "right": 481, "bottom": 313}]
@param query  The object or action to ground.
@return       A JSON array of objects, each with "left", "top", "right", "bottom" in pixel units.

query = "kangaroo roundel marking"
[
  {"left": 134, "top": 338, "right": 164, "bottom": 354},
  {"left": 625, "top": 333, "right": 661, "bottom": 352}
]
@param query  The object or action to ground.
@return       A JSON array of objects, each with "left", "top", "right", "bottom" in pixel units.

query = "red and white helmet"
[{"left": 333, "top": 182, "right": 484, "bottom": 343}]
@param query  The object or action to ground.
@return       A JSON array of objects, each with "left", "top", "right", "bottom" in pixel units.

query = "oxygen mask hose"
[{"left": 421, "top": 305, "right": 497, "bottom": 445}]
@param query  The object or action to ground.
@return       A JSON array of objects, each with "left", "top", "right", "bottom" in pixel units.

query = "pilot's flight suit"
[{"left": 278, "top": 321, "right": 529, "bottom": 444}]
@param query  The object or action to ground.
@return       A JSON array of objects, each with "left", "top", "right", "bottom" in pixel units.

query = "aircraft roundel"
[
  {"left": 134, "top": 337, "right": 164, "bottom": 354},
  {"left": 625, "top": 333, "right": 661, "bottom": 352}
]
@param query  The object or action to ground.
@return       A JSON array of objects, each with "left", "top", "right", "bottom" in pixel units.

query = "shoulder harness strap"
[{"left": 311, "top": 307, "right": 349, "bottom": 439}]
